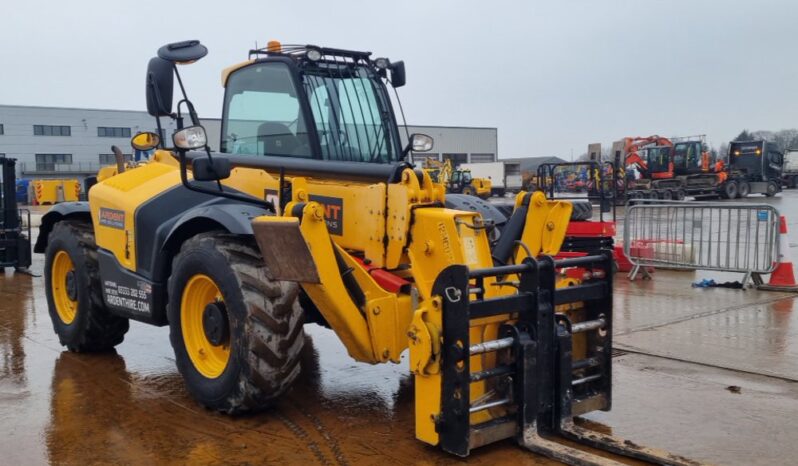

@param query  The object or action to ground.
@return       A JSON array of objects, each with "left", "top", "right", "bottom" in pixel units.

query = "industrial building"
[
  {"left": 0, "top": 105, "right": 177, "bottom": 179},
  {"left": 0, "top": 105, "right": 498, "bottom": 179}
]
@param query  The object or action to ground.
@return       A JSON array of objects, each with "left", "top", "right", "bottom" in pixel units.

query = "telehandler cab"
[{"left": 36, "top": 40, "right": 698, "bottom": 465}]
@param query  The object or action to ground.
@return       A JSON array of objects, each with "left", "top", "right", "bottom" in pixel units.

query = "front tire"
[
  {"left": 167, "top": 232, "right": 304, "bottom": 414},
  {"left": 765, "top": 181, "right": 779, "bottom": 197},
  {"left": 44, "top": 220, "right": 129, "bottom": 352}
]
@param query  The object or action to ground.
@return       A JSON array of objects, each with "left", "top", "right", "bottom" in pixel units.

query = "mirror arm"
[
  {"left": 176, "top": 150, "right": 275, "bottom": 212},
  {"left": 154, "top": 116, "right": 165, "bottom": 149},
  {"left": 402, "top": 142, "right": 413, "bottom": 158},
  {"left": 173, "top": 66, "right": 201, "bottom": 127}
]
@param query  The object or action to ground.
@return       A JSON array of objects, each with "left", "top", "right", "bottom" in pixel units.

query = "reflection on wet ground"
[{"left": 6, "top": 192, "right": 798, "bottom": 465}]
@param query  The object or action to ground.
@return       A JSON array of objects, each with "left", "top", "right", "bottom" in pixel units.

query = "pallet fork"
[{"left": 433, "top": 252, "right": 702, "bottom": 465}]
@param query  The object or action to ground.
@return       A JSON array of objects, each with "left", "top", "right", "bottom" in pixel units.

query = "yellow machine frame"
[{"left": 38, "top": 39, "right": 695, "bottom": 465}]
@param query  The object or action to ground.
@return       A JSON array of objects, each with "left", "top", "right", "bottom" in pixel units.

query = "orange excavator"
[
  {"left": 623, "top": 135, "right": 674, "bottom": 180},
  {"left": 621, "top": 135, "right": 726, "bottom": 200}
]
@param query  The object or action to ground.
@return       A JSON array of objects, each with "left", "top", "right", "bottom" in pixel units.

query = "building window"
[
  {"left": 35, "top": 154, "right": 73, "bottom": 171},
  {"left": 98, "top": 126, "right": 132, "bottom": 138},
  {"left": 99, "top": 153, "right": 132, "bottom": 165},
  {"left": 33, "top": 125, "right": 71, "bottom": 136},
  {"left": 0, "top": 124, "right": 4, "bottom": 135},
  {"left": 443, "top": 153, "right": 468, "bottom": 167},
  {"left": 411, "top": 153, "right": 439, "bottom": 165},
  {"left": 470, "top": 153, "right": 496, "bottom": 163}
]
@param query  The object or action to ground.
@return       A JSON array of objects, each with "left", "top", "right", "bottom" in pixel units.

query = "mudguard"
[
  {"left": 167, "top": 203, "right": 270, "bottom": 238},
  {"left": 33, "top": 202, "right": 92, "bottom": 253},
  {"left": 98, "top": 202, "right": 271, "bottom": 326},
  {"left": 155, "top": 202, "right": 271, "bottom": 280}
]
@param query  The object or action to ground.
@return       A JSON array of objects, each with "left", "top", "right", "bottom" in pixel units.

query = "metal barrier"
[{"left": 623, "top": 200, "right": 780, "bottom": 284}]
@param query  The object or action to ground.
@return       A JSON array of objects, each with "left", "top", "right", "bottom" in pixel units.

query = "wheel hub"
[
  {"left": 65, "top": 270, "right": 77, "bottom": 301},
  {"left": 202, "top": 301, "right": 229, "bottom": 347}
]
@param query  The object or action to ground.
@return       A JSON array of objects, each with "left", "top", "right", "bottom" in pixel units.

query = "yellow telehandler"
[
  {"left": 423, "top": 158, "right": 492, "bottom": 198},
  {"left": 35, "top": 40, "right": 697, "bottom": 465}
]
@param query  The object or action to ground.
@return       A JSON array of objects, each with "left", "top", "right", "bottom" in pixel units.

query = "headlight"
[
  {"left": 173, "top": 125, "right": 207, "bottom": 150},
  {"left": 374, "top": 57, "right": 390, "bottom": 70},
  {"left": 306, "top": 48, "right": 322, "bottom": 61}
]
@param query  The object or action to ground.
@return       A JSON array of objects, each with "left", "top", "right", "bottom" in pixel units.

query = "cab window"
[{"left": 221, "top": 63, "right": 312, "bottom": 157}]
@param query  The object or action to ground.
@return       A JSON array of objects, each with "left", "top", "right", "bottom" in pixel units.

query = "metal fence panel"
[{"left": 623, "top": 200, "right": 779, "bottom": 275}]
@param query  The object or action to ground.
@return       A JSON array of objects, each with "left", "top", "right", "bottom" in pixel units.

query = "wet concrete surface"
[{"left": 5, "top": 193, "right": 798, "bottom": 465}]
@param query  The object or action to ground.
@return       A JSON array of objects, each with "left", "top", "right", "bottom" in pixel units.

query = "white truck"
[
  {"left": 461, "top": 161, "right": 523, "bottom": 196},
  {"left": 783, "top": 149, "right": 798, "bottom": 188}
]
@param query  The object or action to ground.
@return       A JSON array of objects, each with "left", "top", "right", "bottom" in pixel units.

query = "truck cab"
[{"left": 724, "top": 140, "right": 783, "bottom": 197}]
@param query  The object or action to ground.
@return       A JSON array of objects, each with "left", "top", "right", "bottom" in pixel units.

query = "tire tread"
[
  {"left": 47, "top": 220, "right": 129, "bottom": 352},
  {"left": 168, "top": 232, "right": 304, "bottom": 414}
]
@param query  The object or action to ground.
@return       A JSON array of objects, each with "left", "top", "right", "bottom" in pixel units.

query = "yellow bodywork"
[
  {"left": 32, "top": 179, "right": 80, "bottom": 204},
  {"left": 251, "top": 166, "right": 573, "bottom": 447},
  {"left": 467, "top": 173, "right": 492, "bottom": 199},
  {"left": 422, "top": 159, "right": 492, "bottom": 199},
  {"left": 89, "top": 144, "right": 575, "bottom": 449}
]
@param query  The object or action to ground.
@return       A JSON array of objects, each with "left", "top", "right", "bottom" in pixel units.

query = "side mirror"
[
  {"left": 173, "top": 126, "right": 208, "bottom": 150},
  {"left": 131, "top": 132, "right": 161, "bottom": 151},
  {"left": 146, "top": 57, "right": 174, "bottom": 117},
  {"left": 390, "top": 60, "right": 406, "bottom": 87},
  {"left": 192, "top": 157, "right": 231, "bottom": 181},
  {"left": 157, "top": 40, "right": 208, "bottom": 64},
  {"left": 410, "top": 133, "right": 433, "bottom": 152}
]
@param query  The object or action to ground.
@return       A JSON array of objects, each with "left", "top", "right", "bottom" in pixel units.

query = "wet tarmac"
[{"left": 4, "top": 193, "right": 798, "bottom": 465}]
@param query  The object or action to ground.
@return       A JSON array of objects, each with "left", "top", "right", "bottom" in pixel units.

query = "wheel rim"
[
  {"left": 51, "top": 250, "right": 78, "bottom": 325},
  {"left": 181, "top": 274, "right": 230, "bottom": 379}
]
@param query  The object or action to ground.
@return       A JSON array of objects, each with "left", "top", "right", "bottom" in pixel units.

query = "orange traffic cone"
[{"left": 759, "top": 215, "right": 798, "bottom": 291}]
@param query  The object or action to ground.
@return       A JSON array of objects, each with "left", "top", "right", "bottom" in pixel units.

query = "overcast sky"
[{"left": 1, "top": 0, "right": 797, "bottom": 158}]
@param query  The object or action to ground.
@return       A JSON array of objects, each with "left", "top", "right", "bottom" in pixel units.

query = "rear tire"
[
  {"left": 44, "top": 220, "right": 129, "bottom": 352},
  {"left": 661, "top": 190, "right": 673, "bottom": 200},
  {"left": 570, "top": 200, "right": 593, "bottom": 221},
  {"left": 675, "top": 189, "right": 686, "bottom": 201},
  {"left": 738, "top": 182, "right": 750, "bottom": 198},
  {"left": 721, "top": 181, "right": 738, "bottom": 199},
  {"left": 167, "top": 232, "right": 304, "bottom": 414}
]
